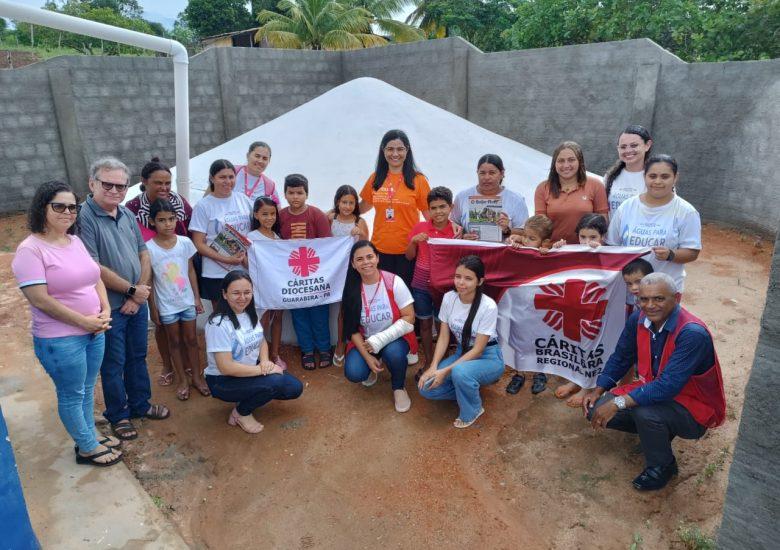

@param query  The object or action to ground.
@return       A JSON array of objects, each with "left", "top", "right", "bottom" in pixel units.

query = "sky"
[{"left": 4, "top": 1, "right": 414, "bottom": 30}]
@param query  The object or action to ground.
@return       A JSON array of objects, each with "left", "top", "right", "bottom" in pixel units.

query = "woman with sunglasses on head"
[{"left": 12, "top": 181, "right": 122, "bottom": 466}]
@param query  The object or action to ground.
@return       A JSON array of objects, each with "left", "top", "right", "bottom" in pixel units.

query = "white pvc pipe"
[{"left": 0, "top": 0, "right": 191, "bottom": 200}]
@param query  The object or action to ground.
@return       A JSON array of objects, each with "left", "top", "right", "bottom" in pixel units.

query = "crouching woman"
[
  {"left": 342, "top": 240, "right": 417, "bottom": 413},
  {"left": 418, "top": 255, "right": 504, "bottom": 428},
  {"left": 204, "top": 270, "right": 303, "bottom": 434}
]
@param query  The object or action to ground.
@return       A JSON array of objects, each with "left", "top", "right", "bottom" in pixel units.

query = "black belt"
[{"left": 485, "top": 340, "right": 499, "bottom": 347}]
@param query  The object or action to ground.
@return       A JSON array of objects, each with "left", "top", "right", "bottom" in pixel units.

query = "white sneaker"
[
  {"left": 362, "top": 371, "right": 378, "bottom": 387},
  {"left": 393, "top": 389, "right": 411, "bottom": 413},
  {"left": 407, "top": 353, "right": 419, "bottom": 366}
]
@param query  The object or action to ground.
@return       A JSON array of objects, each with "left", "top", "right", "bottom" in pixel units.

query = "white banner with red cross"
[
  {"left": 428, "top": 240, "right": 650, "bottom": 388},
  {"left": 248, "top": 236, "right": 352, "bottom": 310}
]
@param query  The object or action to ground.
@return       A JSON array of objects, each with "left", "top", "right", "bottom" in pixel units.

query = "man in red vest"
[{"left": 582, "top": 272, "right": 726, "bottom": 490}]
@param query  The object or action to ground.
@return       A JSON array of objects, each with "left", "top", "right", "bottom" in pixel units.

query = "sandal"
[
  {"left": 318, "top": 349, "right": 333, "bottom": 369},
  {"left": 192, "top": 381, "right": 211, "bottom": 397},
  {"left": 227, "top": 408, "right": 264, "bottom": 434},
  {"left": 531, "top": 373, "right": 548, "bottom": 395},
  {"left": 76, "top": 448, "right": 123, "bottom": 467},
  {"left": 176, "top": 386, "right": 190, "bottom": 401},
  {"left": 74, "top": 435, "right": 121, "bottom": 453},
  {"left": 332, "top": 353, "right": 345, "bottom": 368},
  {"left": 143, "top": 404, "right": 171, "bottom": 420},
  {"left": 302, "top": 352, "right": 316, "bottom": 371},
  {"left": 157, "top": 372, "right": 174, "bottom": 386},
  {"left": 506, "top": 373, "right": 526, "bottom": 395},
  {"left": 454, "top": 408, "right": 485, "bottom": 429},
  {"left": 111, "top": 419, "right": 138, "bottom": 441}
]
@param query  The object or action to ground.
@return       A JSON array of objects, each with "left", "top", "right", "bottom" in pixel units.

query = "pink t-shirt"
[
  {"left": 409, "top": 221, "right": 455, "bottom": 291},
  {"left": 12, "top": 235, "right": 102, "bottom": 338}
]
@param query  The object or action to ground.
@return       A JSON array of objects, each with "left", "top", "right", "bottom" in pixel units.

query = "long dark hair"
[
  {"left": 250, "top": 196, "right": 281, "bottom": 234},
  {"left": 333, "top": 185, "right": 361, "bottom": 224},
  {"left": 456, "top": 255, "right": 485, "bottom": 354},
  {"left": 208, "top": 159, "right": 235, "bottom": 192},
  {"left": 341, "top": 240, "right": 378, "bottom": 341},
  {"left": 29, "top": 180, "right": 78, "bottom": 235},
  {"left": 372, "top": 129, "right": 422, "bottom": 191},
  {"left": 547, "top": 141, "right": 587, "bottom": 199},
  {"left": 139, "top": 156, "right": 171, "bottom": 192},
  {"left": 208, "top": 270, "right": 258, "bottom": 330},
  {"left": 604, "top": 125, "right": 652, "bottom": 198}
]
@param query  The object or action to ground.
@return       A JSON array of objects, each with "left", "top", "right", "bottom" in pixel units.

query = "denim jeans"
[
  {"left": 101, "top": 303, "right": 152, "bottom": 424},
  {"left": 290, "top": 304, "right": 331, "bottom": 353},
  {"left": 206, "top": 372, "right": 303, "bottom": 416},
  {"left": 588, "top": 392, "right": 707, "bottom": 468},
  {"left": 33, "top": 332, "right": 105, "bottom": 452},
  {"left": 419, "top": 344, "right": 504, "bottom": 422},
  {"left": 344, "top": 338, "right": 409, "bottom": 390}
]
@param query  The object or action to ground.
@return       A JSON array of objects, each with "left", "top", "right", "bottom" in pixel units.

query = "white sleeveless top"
[{"left": 331, "top": 217, "right": 357, "bottom": 238}]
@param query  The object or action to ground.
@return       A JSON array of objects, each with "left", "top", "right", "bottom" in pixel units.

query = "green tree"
[
  {"left": 347, "top": 0, "right": 425, "bottom": 42},
  {"left": 406, "top": 0, "right": 515, "bottom": 51},
  {"left": 183, "top": 0, "right": 255, "bottom": 39},
  {"left": 255, "top": 0, "right": 421, "bottom": 50}
]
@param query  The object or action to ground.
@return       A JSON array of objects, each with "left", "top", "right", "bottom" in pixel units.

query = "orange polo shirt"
[
  {"left": 360, "top": 172, "right": 431, "bottom": 254},
  {"left": 534, "top": 176, "right": 608, "bottom": 244}
]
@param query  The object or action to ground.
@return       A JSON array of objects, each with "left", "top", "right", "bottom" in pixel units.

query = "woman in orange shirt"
[
  {"left": 534, "top": 141, "right": 608, "bottom": 400},
  {"left": 359, "top": 129, "right": 431, "bottom": 287},
  {"left": 534, "top": 141, "right": 609, "bottom": 245}
]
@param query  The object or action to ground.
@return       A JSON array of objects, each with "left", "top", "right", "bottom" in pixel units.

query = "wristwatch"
[
  {"left": 126, "top": 285, "right": 137, "bottom": 298},
  {"left": 667, "top": 249, "right": 676, "bottom": 262},
  {"left": 613, "top": 395, "right": 627, "bottom": 410}
]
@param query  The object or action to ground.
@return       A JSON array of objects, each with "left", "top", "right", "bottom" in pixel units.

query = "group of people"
[{"left": 12, "top": 125, "right": 725, "bottom": 491}]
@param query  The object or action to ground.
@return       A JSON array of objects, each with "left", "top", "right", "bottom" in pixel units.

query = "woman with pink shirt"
[{"left": 12, "top": 181, "right": 122, "bottom": 467}]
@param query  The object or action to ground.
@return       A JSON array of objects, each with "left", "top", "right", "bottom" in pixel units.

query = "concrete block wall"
[
  {"left": 0, "top": 37, "right": 778, "bottom": 235},
  {"left": 718, "top": 228, "right": 780, "bottom": 549},
  {"left": 0, "top": 66, "right": 67, "bottom": 212}
]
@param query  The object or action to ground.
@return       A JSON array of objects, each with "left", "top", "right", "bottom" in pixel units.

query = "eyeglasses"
[
  {"left": 49, "top": 202, "right": 78, "bottom": 214},
  {"left": 384, "top": 146, "right": 407, "bottom": 154},
  {"left": 96, "top": 179, "right": 129, "bottom": 192}
]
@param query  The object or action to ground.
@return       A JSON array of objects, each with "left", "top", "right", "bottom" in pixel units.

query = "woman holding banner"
[
  {"left": 359, "top": 130, "right": 431, "bottom": 286},
  {"left": 418, "top": 255, "right": 503, "bottom": 428},
  {"left": 342, "top": 241, "right": 417, "bottom": 413},
  {"left": 190, "top": 159, "right": 253, "bottom": 308},
  {"left": 534, "top": 141, "right": 609, "bottom": 244},
  {"left": 607, "top": 155, "right": 701, "bottom": 293}
]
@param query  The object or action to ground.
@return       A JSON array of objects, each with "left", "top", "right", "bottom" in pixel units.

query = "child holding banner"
[
  {"left": 247, "top": 196, "right": 286, "bottom": 370},
  {"left": 418, "top": 255, "right": 503, "bottom": 428},
  {"left": 328, "top": 185, "right": 369, "bottom": 367},
  {"left": 406, "top": 186, "right": 456, "bottom": 380},
  {"left": 278, "top": 174, "right": 333, "bottom": 370}
]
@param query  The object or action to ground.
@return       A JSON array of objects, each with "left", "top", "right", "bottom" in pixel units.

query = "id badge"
[{"left": 385, "top": 208, "right": 395, "bottom": 221}]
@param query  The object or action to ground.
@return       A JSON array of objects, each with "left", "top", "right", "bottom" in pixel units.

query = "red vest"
[
  {"left": 347, "top": 271, "right": 418, "bottom": 354},
  {"left": 613, "top": 307, "right": 726, "bottom": 428}
]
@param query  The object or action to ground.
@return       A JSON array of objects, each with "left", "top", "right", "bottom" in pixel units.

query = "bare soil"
[{"left": 0, "top": 214, "right": 772, "bottom": 549}]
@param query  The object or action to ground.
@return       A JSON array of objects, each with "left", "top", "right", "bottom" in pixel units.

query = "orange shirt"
[
  {"left": 360, "top": 172, "right": 431, "bottom": 254},
  {"left": 534, "top": 176, "right": 608, "bottom": 244}
]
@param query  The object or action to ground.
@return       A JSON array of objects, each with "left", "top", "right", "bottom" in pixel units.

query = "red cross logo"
[
  {"left": 288, "top": 246, "right": 320, "bottom": 277},
  {"left": 534, "top": 280, "right": 608, "bottom": 342}
]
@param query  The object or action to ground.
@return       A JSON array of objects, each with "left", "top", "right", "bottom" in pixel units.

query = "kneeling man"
[{"left": 582, "top": 272, "right": 726, "bottom": 490}]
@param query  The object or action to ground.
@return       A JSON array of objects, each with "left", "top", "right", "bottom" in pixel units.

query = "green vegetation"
[
  {"left": 629, "top": 532, "right": 643, "bottom": 550},
  {"left": 677, "top": 522, "right": 716, "bottom": 550},
  {"left": 255, "top": 0, "right": 423, "bottom": 50},
  {"left": 695, "top": 447, "right": 730, "bottom": 486}
]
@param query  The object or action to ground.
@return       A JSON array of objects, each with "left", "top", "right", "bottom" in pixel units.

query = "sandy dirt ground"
[{"left": 0, "top": 214, "right": 772, "bottom": 549}]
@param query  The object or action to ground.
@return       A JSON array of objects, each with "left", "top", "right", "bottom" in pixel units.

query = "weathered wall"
[
  {"left": 719, "top": 228, "right": 780, "bottom": 549},
  {"left": 1, "top": 38, "right": 778, "bottom": 235}
]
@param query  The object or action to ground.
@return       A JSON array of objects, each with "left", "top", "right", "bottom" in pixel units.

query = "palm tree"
[
  {"left": 255, "top": 0, "right": 422, "bottom": 50},
  {"left": 405, "top": 0, "right": 446, "bottom": 39},
  {"left": 348, "top": 0, "right": 424, "bottom": 43}
]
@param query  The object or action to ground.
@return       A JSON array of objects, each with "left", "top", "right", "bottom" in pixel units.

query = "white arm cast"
[{"left": 366, "top": 319, "right": 414, "bottom": 354}]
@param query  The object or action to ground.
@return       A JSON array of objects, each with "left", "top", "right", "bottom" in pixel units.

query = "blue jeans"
[
  {"left": 33, "top": 333, "right": 105, "bottom": 452},
  {"left": 419, "top": 344, "right": 504, "bottom": 422},
  {"left": 344, "top": 338, "right": 409, "bottom": 390},
  {"left": 290, "top": 304, "right": 331, "bottom": 353},
  {"left": 411, "top": 287, "right": 436, "bottom": 320},
  {"left": 206, "top": 372, "right": 303, "bottom": 416},
  {"left": 101, "top": 303, "right": 152, "bottom": 424}
]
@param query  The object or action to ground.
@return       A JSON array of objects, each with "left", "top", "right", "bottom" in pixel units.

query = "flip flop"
[
  {"left": 157, "top": 372, "right": 174, "bottom": 386},
  {"left": 75, "top": 448, "right": 123, "bottom": 467},
  {"left": 111, "top": 419, "right": 138, "bottom": 441},
  {"left": 192, "top": 382, "right": 211, "bottom": 397},
  {"left": 176, "top": 386, "right": 190, "bottom": 401},
  {"left": 143, "top": 404, "right": 171, "bottom": 420},
  {"left": 332, "top": 353, "right": 345, "bottom": 368}
]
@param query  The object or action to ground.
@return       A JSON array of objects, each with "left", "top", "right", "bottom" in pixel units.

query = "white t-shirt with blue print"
[
  {"left": 607, "top": 194, "right": 701, "bottom": 292},
  {"left": 205, "top": 312, "right": 264, "bottom": 376}
]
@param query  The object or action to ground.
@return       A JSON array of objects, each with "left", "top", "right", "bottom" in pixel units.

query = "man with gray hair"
[
  {"left": 78, "top": 157, "right": 169, "bottom": 441},
  {"left": 581, "top": 272, "right": 726, "bottom": 490}
]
